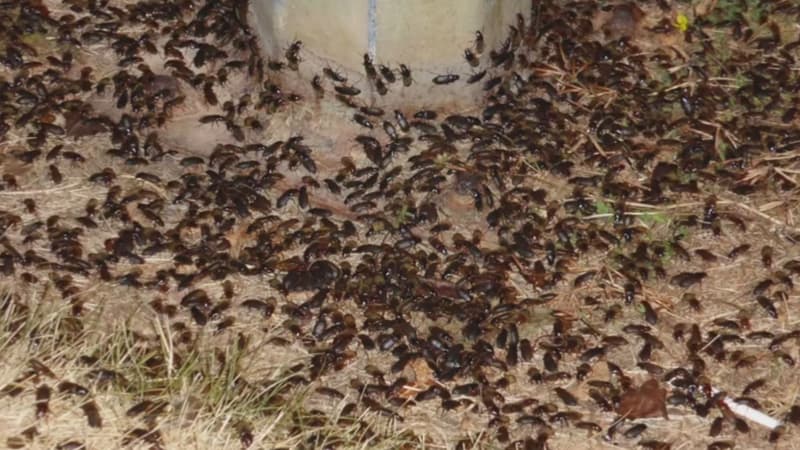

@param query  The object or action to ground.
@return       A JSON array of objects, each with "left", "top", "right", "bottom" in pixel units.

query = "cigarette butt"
[
  {"left": 710, "top": 387, "right": 782, "bottom": 430},
  {"left": 721, "top": 398, "right": 782, "bottom": 429}
]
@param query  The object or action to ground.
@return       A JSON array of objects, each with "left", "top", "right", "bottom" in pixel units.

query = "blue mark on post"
[{"left": 368, "top": 0, "right": 377, "bottom": 60}]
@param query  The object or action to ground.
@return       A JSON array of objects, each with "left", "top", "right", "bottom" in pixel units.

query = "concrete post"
[{"left": 249, "top": 0, "right": 528, "bottom": 111}]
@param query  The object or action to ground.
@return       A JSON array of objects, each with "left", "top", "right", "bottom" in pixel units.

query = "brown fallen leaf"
[
  {"left": 224, "top": 219, "right": 252, "bottom": 259},
  {"left": 617, "top": 378, "right": 668, "bottom": 419},
  {"left": 396, "top": 358, "right": 437, "bottom": 400},
  {"left": 64, "top": 110, "right": 109, "bottom": 139},
  {"left": 602, "top": 3, "right": 644, "bottom": 40}
]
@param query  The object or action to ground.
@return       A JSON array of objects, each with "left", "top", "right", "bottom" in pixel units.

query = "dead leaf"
[
  {"left": 409, "top": 358, "right": 436, "bottom": 386},
  {"left": 694, "top": 0, "right": 719, "bottom": 18},
  {"left": 602, "top": 3, "right": 644, "bottom": 40},
  {"left": 617, "top": 378, "right": 668, "bottom": 419},
  {"left": 64, "top": 110, "right": 108, "bottom": 139},
  {"left": 224, "top": 219, "right": 251, "bottom": 259},
  {"left": 396, "top": 358, "right": 437, "bottom": 400}
]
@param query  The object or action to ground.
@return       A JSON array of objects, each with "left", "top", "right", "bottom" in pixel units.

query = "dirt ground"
[{"left": 1, "top": 0, "right": 800, "bottom": 449}]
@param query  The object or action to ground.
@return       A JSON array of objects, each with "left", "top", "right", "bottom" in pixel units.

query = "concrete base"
[{"left": 249, "top": 0, "right": 527, "bottom": 111}]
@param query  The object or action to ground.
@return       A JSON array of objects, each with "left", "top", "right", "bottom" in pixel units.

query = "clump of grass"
[
  {"left": 594, "top": 199, "right": 613, "bottom": 217},
  {"left": 0, "top": 283, "right": 424, "bottom": 449}
]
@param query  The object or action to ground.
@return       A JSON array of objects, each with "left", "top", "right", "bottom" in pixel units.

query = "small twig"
[
  {"left": 754, "top": 149, "right": 800, "bottom": 162},
  {"left": 582, "top": 211, "right": 673, "bottom": 221},
  {"left": 723, "top": 196, "right": 798, "bottom": 231},
  {"left": 688, "top": 127, "right": 714, "bottom": 140},
  {"left": 664, "top": 80, "right": 694, "bottom": 92},
  {"left": 584, "top": 132, "right": 607, "bottom": 158},
  {"left": 0, "top": 182, "right": 83, "bottom": 195}
]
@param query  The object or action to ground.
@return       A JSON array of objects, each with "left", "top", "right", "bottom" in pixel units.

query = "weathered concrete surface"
[{"left": 249, "top": 0, "right": 528, "bottom": 111}]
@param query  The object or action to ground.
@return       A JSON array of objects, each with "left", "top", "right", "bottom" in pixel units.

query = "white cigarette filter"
[{"left": 710, "top": 387, "right": 782, "bottom": 430}]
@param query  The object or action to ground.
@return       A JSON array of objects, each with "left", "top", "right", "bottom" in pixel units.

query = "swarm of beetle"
[{"left": 2, "top": 0, "right": 800, "bottom": 449}]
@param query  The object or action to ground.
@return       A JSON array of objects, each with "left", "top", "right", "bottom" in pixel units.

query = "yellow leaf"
[{"left": 675, "top": 13, "right": 689, "bottom": 33}]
